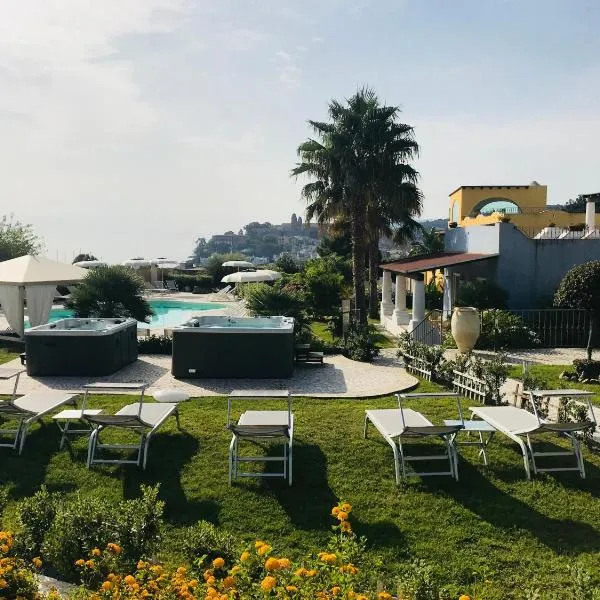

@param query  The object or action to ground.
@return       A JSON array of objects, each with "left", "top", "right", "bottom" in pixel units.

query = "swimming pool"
[{"left": 25, "top": 300, "right": 227, "bottom": 330}]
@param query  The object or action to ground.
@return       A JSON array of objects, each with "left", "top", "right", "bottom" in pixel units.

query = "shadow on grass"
[{"left": 428, "top": 459, "right": 600, "bottom": 554}]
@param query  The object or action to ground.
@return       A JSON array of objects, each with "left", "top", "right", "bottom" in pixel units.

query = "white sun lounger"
[
  {"left": 83, "top": 383, "right": 180, "bottom": 469},
  {"left": 471, "top": 389, "right": 596, "bottom": 479},
  {"left": 0, "top": 391, "right": 78, "bottom": 453},
  {"left": 364, "top": 393, "right": 463, "bottom": 483}
]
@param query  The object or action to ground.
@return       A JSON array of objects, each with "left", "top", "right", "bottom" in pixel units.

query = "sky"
[{"left": 1, "top": 0, "right": 599, "bottom": 263}]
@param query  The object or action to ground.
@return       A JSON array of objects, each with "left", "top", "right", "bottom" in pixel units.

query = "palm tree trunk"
[
  {"left": 351, "top": 198, "right": 368, "bottom": 325},
  {"left": 587, "top": 312, "right": 595, "bottom": 361},
  {"left": 368, "top": 240, "right": 379, "bottom": 319}
]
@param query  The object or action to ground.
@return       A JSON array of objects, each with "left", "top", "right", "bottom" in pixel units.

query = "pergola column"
[
  {"left": 379, "top": 270, "right": 393, "bottom": 321},
  {"left": 392, "top": 275, "right": 409, "bottom": 324},
  {"left": 408, "top": 274, "right": 425, "bottom": 332},
  {"left": 442, "top": 268, "right": 452, "bottom": 320}
]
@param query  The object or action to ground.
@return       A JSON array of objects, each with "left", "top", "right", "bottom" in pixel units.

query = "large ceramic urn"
[{"left": 451, "top": 307, "right": 480, "bottom": 353}]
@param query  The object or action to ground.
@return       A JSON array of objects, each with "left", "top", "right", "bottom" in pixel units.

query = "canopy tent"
[
  {"left": 221, "top": 269, "right": 282, "bottom": 284},
  {"left": 0, "top": 255, "right": 87, "bottom": 338}
]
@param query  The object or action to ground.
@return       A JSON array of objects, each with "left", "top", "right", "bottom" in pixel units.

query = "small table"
[{"left": 52, "top": 409, "right": 104, "bottom": 449}]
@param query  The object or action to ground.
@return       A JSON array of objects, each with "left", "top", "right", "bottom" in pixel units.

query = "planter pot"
[
  {"left": 451, "top": 307, "right": 480, "bottom": 353},
  {"left": 448, "top": 222, "right": 458, "bottom": 228}
]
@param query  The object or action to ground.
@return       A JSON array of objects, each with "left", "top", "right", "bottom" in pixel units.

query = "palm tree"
[
  {"left": 292, "top": 88, "right": 422, "bottom": 324},
  {"left": 408, "top": 227, "right": 445, "bottom": 256}
]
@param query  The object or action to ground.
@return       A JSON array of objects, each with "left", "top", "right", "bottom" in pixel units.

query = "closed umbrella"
[{"left": 221, "top": 270, "right": 282, "bottom": 283}]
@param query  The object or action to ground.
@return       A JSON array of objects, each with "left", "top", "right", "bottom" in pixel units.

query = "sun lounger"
[
  {"left": 216, "top": 285, "right": 232, "bottom": 296},
  {"left": 364, "top": 393, "right": 463, "bottom": 483},
  {"left": 165, "top": 280, "right": 178, "bottom": 291},
  {"left": 470, "top": 389, "right": 596, "bottom": 479},
  {"left": 83, "top": 383, "right": 181, "bottom": 469},
  {"left": 0, "top": 391, "right": 78, "bottom": 453},
  {"left": 227, "top": 390, "right": 293, "bottom": 486}
]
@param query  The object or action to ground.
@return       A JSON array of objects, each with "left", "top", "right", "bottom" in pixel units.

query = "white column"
[
  {"left": 379, "top": 270, "right": 393, "bottom": 321},
  {"left": 442, "top": 268, "right": 452, "bottom": 320},
  {"left": 586, "top": 199, "right": 596, "bottom": 231},
  {"left": 392, "top": 275, "right": 409, "bottom": 324},
  {"left": 408, "top": 276, "right": 425, "bottom": 332}
]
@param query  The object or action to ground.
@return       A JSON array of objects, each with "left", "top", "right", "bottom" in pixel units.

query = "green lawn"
[
  {"left": 0, "top": 349, "right": 19, "bottom": 365},
  {"left": 508, "top": 364, "right": 600, "bottom": 405},
  {"left": 1, "top": 383, "right": 600, "bottom": 598},
  {"left": 309, "top": 319, "right": 396, "bottom": 349}
]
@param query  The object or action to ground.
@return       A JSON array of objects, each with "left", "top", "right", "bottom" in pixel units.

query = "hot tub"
[
  {"left": 24, "top": 318, "right": 138, "bottom": 376},
  {"left": 172, "top": 315, "right": 294, "bottom": 378}
]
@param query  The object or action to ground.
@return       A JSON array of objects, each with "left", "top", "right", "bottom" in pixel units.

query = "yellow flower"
[
  {"left": 231, "top": 565, "right": 241, "bottom": 575},
  {"left": 331, "top": 506, "right": 340, "bottom": 517},
  {"left": 212, "top": 557, "right": 225, "bottom": 569},
  {"left": 278, "top": 558, "right": 291, "bottom": 569},
  {"left": 0, "top": 546, "right": 8, "bottom": 555},
  {"left": 223, "top": 575, "right": 235, "bottom": 589},
  {"left": 177, "top": 566, "right": 188, "bottom": 575},
  {"left": 85, "top": 559, "right": 95, "bottom": 568},
  {"left": 258, "top": 544, "right": 272, "bottom": 556},
  {"left": 286, "top": 585, "right": 298, "bottom": 592},
  {"left": 203, "top": 570, "right": 213, "bottom": 582},
  {"left": 319, "top": 553, "right": 337, "bottom": 565},
  {"left": 241, "top": 551, "right": 251, "bottom": 562},
  {"left": 459, "top": 596, "right": 472, "bottom": 600},
  {"left": 261, "top": 575, "right": 277, "bottom": 592},
  {"left": 102, "top": 581, "right": 112, "bottom": 590},
  {"left": 207, "top": 576, "right": 216, "bottom": 585},
  {"left": 107, "top": 543, "right": 122, "bottom": 554},
  {"left": 0, "top": 579, "right": 7, "bottom": 589},
  {"left": 265, "top": 557, "right": 280, "bottom": 571},
  {"left": 340, "top": 502, "right": 352, "bottom": 513},
  {"left": 340, "top": 521, "right": 352, "bottom": 533},
  {"left": 305, "top": 569, "right": 317, "bottom": 577},
  {"left": 356, "top": 595, "right": 369, "bottom": 600},
  {"left": 91, "top": 548, "right": 101, "bottom": 557},
  {"left": 378, "top": 593, "right": 392, "bottom": 600},
  {"left": 336, "top": 511, "right": 348, "bottom": 521},
  {"left": 294, "top": 568, "right": 306, "bottom": 577},
  {"left": 32, "top": 557, "right": 42, "bottom": 569},
  {"left": 255, "top": 540, "right": 266, "bottom": 548},
  {"left": 331, "top": 587, "right": 341, "bottom": 596}
]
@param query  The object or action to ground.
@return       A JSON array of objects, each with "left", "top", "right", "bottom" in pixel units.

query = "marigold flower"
[
  {"left": 305, "top": 569, "right": 317, "bottom": 577},
  {"left": 319, "top": 553, "right": 337, "bottom": 565},
  {"left": 91, "top": 548, "right": 101, "bottom": 557},
  {"left": 255, "top": 540, "right": 266, "bottom": 548},
  {"left": 278, "top": 557, "right": 291, "bottom": 569},
  {"left": 356, "top": 595, "right": 369, "bottom": 600},
  {"left": 212, "top": 557, "right": 225, "bottom": 569},
  {"left": 231, "top": 565, "right": 241, "bottom": 574},
  {"left": 261, "top": 575, "right": 277, "bottom": 592},
  {"left": 331, "top": 586, "right": 341, "bottom": 596},
  {"left": 223, "top": 575, "right": 235, "bottom": 589},
  {"left": 107, "top": 543, "right": 122, "bottom": 554},
  {"left": 207, "top": 576, "right": 216, "bottom": 585},
  {"left": 32, "top": 557, "right": 42, "bottom": 569},
  {"left": 331, "top": 506, "right": 340, "bottom": 517},
  {"left": 240, "top": 551, "right": 251, "bottom": 562},
  {"left": 459, "top": 596, "right": 472, "bottom": 600},
  {"left": 378, "top": 593, "right": 392, "bottom": 600},
  {"left": 0, "top": 579, "right": 7, "bottom": 589},
  {"left": 286, "top": 585, "right": 298, "bottom": 592},
  {"left": 294, "top": 568, "right": 306, "bottom": 577},
  {"left": 265, "top": 557, "right": 280, "bottom": 571},
  {"left": 340, "top": 502, "right": 352, "bottom": 513},
  {"left": 85, "top": 559, "right": 95, "bottom": 568},
  {"left": 340, "top": 520, "right": 352, "bottom": 533},
  {"left": 336, "top": 511, "right": 348, "bottom": 521},
  {"left": 0, "top": 546, "right": 8, "bottom": 555},
  {"left": 177, "top": 566, "right": 188, "bottom": 575},
  {"left": 257, "top": 544, "right": 271, "bottom": 556},
  {"left": 101, "top": 581, "right": 112, "bottom": 591}
]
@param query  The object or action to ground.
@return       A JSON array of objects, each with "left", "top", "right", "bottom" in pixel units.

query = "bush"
[
  {"left": 171, "top": 274, "right": 213, "bottom": 293},
  {"left": 572, "top": 359, "right": 600, "bottom": 381},
  {"left": 42, "top": 485, "right": 164, "bottom": 581},
  {"left": 138, "top": 334, "right": 172, "bottom": 355},
  {"left": 343, "top": 324, "right": 380, "bottom": 362},
  {"left": 457, "top": 280, "right": 508, "bottom": 309},
  {"left": 65, "top": 265, "right": 153, "bottom": 322},
  {"left": 15, "top": 486, "right": 58, "bottom": 559},
  {"left": 303, "top": 257, "right": 346, "bottom": 318},
  {"left": 0, "top": 533, "right": 41, "bottom": 599},
  {"left": 425, "top": 281, "right": 443, "bottom": 310},
  {"left": 243, "top": 283, "right": 306, "bottom": 329},
  {"left": 180, "top": 521, "right": 239, "bottom": 568},
  {"left": 274, "top": 253, "right": 300, "bottom": 274}
]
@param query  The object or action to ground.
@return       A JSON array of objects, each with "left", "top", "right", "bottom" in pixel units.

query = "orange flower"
[
  {"left": 261, "top": 575, "right": 277, "bottom": 592},
  {"left": 107, "top": 543, "right": 122, "bottom": 554},
  {"left": 212, "top": 557, "right": 225, "bottom": 569},
  {"left": 331, "top": 587, "right": 341, "bottom": 596},
  {"left": 102, "top": 581, "right": 112, "bottom": 591},
  {"left": 258, "top": 544, "right": 272, "bottom": 556},
  {"left": 85, "top": 559, "right": 95, "bottom": 568},
  {"left": 340, "top": 503, "right": 352, "bottom": 513},
  {"left": 278, "top": 558, "right": 291, "bottom": 569},
  {"left": 459, "top": 596, "right": 472, "bottom": 600},
  {"left": 241, "top": 551, "right": 251, "bottom": 562},
  {"left": 286, "top": 585, "right": 298, "bottom": 592},
  {"left": 255, "top": 540, "right": 266, "bottom": 548},
  {"left": 336, "top": 511, "right": 348, "bottom": 521},
  {"left": 223, "top": 575, "right": 235, "bottom": 589},
  {"left": 91, "top": 548, "right": 101, "bottom": 557},
  {"left": 340, "top": 521, "right": 352, "bottom": 533},
  {"left": 331, "top": 506, "right": 340, "bottom": 517},
  {"left": 378, "top": 593, "right": 392, "bottom": 600},
  {"left": 32, "top": 557, "right": 42, "bottom": 569},
  {"left": 265, "top": 557, "right": 280, "bottom": 571}
]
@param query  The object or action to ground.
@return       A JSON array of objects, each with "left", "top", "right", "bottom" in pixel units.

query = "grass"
[
  {"left": 309, "top": 319, "right": 396, "bottom": 349},
  {"left": 0, "top": 349, "right": 19, "bottom": 365},
  {"left": 1, "top": 383, "right": 600, "bottom": 598},
  {"left": 508, "top": 364, "right": 600, "bottom": 405}
]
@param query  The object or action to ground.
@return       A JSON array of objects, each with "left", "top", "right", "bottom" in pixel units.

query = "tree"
[
  {"left": 562, "top": 192, "right": 600, "bottom": 213},
  {"left": 205, "top": 252, "right": 247, "bottom": 285},
  {"left": 408, "top": 227, "right": 445, "bottom": 256},
  {"left": 554, "top": 261, "right": 600, "bottom": 359},
  {"left": 65, "top": 266, "right": 153, "bottom": 322},
  {"left": 274, "top": 254, "right": 300, "bottom": 274},
  {"left": 293, "top": 88, "right": 420, "bottom": 323},
  {"left": 72, "top": 253, "right": 98, "bottom": 264},
  {"left": 0, "top": 215, "right": 44, "bottom": 262}
]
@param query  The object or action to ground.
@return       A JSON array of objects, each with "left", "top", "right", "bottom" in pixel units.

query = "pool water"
[{"left": 25, "top": 300, "right": 227, "bottom": 330}]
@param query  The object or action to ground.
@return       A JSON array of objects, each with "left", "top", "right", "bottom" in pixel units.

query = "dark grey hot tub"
[
  {"left": 172, "top": 315, "right": 294, "bottom": 378},
  {"left": 24, "top": 318, "right": 138, "bottom": 376}
]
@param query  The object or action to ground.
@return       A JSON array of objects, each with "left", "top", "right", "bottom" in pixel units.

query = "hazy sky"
[{"left": 1, "top": 1, "right": 598, "bottom": 263}]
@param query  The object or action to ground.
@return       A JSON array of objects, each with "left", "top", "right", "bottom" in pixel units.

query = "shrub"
[
  {"left": 572, "top": 359, "right": 600, "bottom": 381},
  {"left": 0, "top": 532, "right": 42, "bottom": 599},
  {"left": 243, "top": 283, "right": 306, "bottom": 329},
  {"left": 15, "top": 486, "right": 58, "bottom": 559},
  {"left": 274, "top": 254, "right": 300, "bottom": 274},
  {"left": 42, "top": 485, "right": 164, "bottom": 581},
  {"left": 171, "top": 273, "right": 213, "bottom": 293},
  {"left": 456, "top": 280, "right": 508, "bottom": 309},
  {"left": 180, "top": 521, "right": 239, "bottom": 568},
  {"left": 138, "top": 335, "right": 172, "bottom": 355},
  {"left": 425, "top": 281, "right": 443, "bottom": 310},
  {"left": 65, "top": 265, "right": 153, "bottom": 322},
  {"left": 303, "top": 257, "right": 346, "bottom": 318},
  {"left": 343, "top": 324, "right": 380, "bottom": 362}
]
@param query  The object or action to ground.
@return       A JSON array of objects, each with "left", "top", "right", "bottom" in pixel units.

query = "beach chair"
[
  {"left": 227, "top": 390, "right": 293, "bottom": 486},
  {"left": 217, "top": 285, "right": 232, "bottom": 296},
  {"left": 165, "top": 280, "right": 178, "bottom": 292},
  {"left": 83, "top": 383, "right": 181, "bottom": 469},
  {"left": 470, "top": 389, "right": 597, "bottom": 479},
  {"left": 0, "top": 390, "right": 78, "bottom": 453},
  {"left": 364, "top": 393, "right": 463, "bottom": 483}
]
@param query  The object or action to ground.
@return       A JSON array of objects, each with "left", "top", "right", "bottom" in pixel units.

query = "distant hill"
[{"left": 418, "top": 218, "right": 448, "bottom": 231}]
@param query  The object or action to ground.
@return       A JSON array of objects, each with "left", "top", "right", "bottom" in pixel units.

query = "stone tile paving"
[
  {"left": 445, "top": 347, "right": 592, "bottom": 365},
  {"left": 0, "top": 351, "right": 417, "bottom": 399}
]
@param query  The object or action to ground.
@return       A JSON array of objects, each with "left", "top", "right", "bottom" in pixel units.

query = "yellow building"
[{"left": 448, "top": 181, "right": 600, "bottom": 233}]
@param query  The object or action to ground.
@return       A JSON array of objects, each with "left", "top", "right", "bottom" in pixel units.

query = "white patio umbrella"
[
  {"left": 122, "top": 258, "right": 155, "bottom": 269},
  {"left": 73, "top": 260, "right": 107, "bottom": 268},
  {"left": 153, "top": 258, "right": 180, "bottom": 284},
  {"left": 221, "top": 269, "right": 282, "bottom": 283},
  {"left": 222, "top": 260, "right": 255, "bottom": 271},
  {"left": 0, "top": 255, "right": 87, "bottom": 337}
]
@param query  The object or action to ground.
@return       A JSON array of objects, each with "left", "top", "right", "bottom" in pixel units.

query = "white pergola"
[{"left": 0, "top": 255, "right": 87, "bottom": 338}]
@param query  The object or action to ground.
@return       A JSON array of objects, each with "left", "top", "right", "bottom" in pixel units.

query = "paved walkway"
[
  {"left": 0, "top": 352, "right": 417, "bottom": 399},
  {"left": 445, "top": 347, "right": 592, "bottom": 366}
]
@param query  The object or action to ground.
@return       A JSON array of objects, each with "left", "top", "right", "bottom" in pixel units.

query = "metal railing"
[
  {"left": 411, "top": 309, "right": 444, "bottom": 346},
  {"left": 516, "top": 225, "right": 594, "bottom": 239}
]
